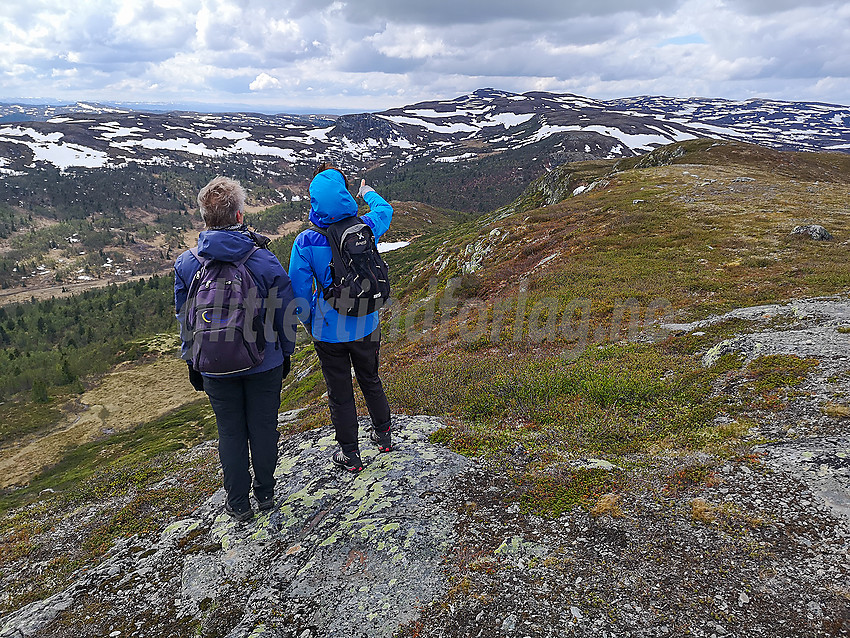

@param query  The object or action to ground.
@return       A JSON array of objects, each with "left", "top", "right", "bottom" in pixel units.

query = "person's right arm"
[
  {"left": 358, "top": 180, "right": 393, "bottom": 241},
  {"left": 174, "top": 256, "right": 188, "bottom": 319},
  {"left": 174, "top": 253, "right": 204, "bottom": 390},
  {"left": 174, "top": 253, "right": 193, "bottom": 359}
]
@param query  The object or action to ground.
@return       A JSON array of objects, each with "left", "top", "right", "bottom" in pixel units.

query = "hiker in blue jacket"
[
  {"left": 174, "top": 176, "right": 297, "bottom": 522},
  {"left": 288, "top": 164, "right": 394, "bottom": 472}
]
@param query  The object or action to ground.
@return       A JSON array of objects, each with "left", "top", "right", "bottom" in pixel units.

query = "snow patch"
[
  {"left": 377, "top": 241, "right": 410, "bottom": 253},
  {"left": 304, "top": 126, "right": 334, "bottom": 142},
  {"left": 388, "top": 137, "right": 414, "bottom": 149},
  {"left": 112, "top": 137, "right": 221, "bottom": 156},
  {"left": 667, "top": 119, "right": 747, "bottom": 138},
  {"left": 204, "top": 129, "right": 251, "bottom": 140},
  {"left": 405, "top": 109, "right": 463, "bottom": 119},
  {"left": 379, "top": 115, "right": 478, "bottom": 134},
  {"left": 0, "top": 127, "right": 64, "bottom": 143},
  {"left": 481, "top": 113, "right": 534, "bottom": 128},
  {"left": 533, "top": 124, "right": 694, "bottom": 151},
  {"left": 0, "top": 127, "right": 109, "bottom": 169},
  {"left": 436, "top": 153, "right": 477, "bottom": 163},
  {"left": 231, "top": 140, "right": 300, "bottom": 161},
  {"left": 93, "top": 124, "right": 147, "bottom": 139}
]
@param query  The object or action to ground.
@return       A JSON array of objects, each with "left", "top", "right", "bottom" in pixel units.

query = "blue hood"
[
  {"left": 196, "top": 229, "right": 256, "bottom": 261},
  {"left": 309, "top": 169, "right": 358, "bottom": 228}
]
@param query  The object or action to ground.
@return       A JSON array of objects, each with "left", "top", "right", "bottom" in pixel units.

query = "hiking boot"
[
  {"left": 224, "top": 501, "right": 254, "bottom": 523},
  {"left": 370, "top": 426, "right": 392, "bottom": 453},
  {"left": 332, "top": 448, "right": 364, "bottom": 473},
  {"left": 256, "top": 495, "right": 275, "bottom": 512}
]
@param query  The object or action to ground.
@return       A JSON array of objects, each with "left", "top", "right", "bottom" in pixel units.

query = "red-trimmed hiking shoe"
[
  {"left": 332, "top": 449, "right": 364, "bottom": 472},
  {"left": 370, "top": 426, "right": 392, "bottom": 452}
]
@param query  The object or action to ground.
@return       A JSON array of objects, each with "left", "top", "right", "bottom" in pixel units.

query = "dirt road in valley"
[{"left": 0, "top": 356, "right": 201, "bottom": 488}]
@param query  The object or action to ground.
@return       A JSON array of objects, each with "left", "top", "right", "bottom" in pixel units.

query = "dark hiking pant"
[
  {"left": 314, "top": 330, "right": 391, "bottom": 454},
  {"left": 204, "top": 364, "right": 283, "bottom": 512}
]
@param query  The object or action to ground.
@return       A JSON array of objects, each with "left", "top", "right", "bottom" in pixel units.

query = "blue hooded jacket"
[
  {"left": 174, "top": 229, "right": 297, "bottom": 377},
  {"left": 288, "top": 169, "right": 393, "bottom": 343}
]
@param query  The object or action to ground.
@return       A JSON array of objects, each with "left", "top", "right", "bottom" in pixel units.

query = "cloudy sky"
[{"left": 1, "top": 0, "right": 848, "bottom": 113}]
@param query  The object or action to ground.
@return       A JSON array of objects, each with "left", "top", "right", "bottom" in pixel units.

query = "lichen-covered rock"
[
  {"left": 458, "top": 228, "right": 507, "bottom": 274},
  {"left": 755, "top": 436, "right": 850, "bottom": 519},
  {"left": 791, "top": 224, "right": 833, "bottom": 240},
  {"left": 702, "top": 336, "right": 762, "bottom": 367},
  {"left": 1, "top": 415, "right": 471, "bottom": 638}
]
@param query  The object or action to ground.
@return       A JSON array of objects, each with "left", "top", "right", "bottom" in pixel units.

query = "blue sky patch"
[{"left": 660, "top": 33, "right": 708, "bottom": 46}]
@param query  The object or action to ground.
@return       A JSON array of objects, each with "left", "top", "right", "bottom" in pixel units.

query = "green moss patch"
[
  {"left": 518, "top": 468, "right": 619, "bottom": 517},
  {"left": 745, "top": 354, "right": 819, "bottom": 392}
]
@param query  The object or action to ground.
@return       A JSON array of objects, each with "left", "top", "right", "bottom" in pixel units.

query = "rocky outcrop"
[
  {"left": 459, "top": 228, "right": 508, "bottom": 275},
  {"left": 0, "top": 415, "right": 471, "bottom": 638},
  {"left": 791, "top": 224, "right": 833, "bottom": 240},
  {"left": 668, "top": 297, "right": 850, "bottom": 521}
]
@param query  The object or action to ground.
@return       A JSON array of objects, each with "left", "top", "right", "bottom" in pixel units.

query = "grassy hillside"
[{"left": 385, "top": 139, "right": 850, "bottom": 325}]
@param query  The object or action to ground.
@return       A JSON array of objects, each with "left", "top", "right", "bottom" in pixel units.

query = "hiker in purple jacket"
[{"left": 174, "top": 176, "right": 297, "bottom": 522}]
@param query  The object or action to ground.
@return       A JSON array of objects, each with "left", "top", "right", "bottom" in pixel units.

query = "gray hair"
[{"left": 198, "top": 176, "right": 246, "bottom": 228}]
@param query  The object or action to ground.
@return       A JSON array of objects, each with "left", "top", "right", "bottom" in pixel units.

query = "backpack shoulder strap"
[
  {"left": 311, "top": 223, "right": 349, "bottom": 290},
  {"left": 235, "top": 246, "right": 260, "bottom": 268}
]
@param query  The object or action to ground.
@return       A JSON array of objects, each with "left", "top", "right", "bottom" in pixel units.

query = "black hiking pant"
[
  {"left": 314, "top": 329, "right": 391, "bottom": 454},
  {"left": 204, "top": 364, "right": 283, "bottom": 512}
]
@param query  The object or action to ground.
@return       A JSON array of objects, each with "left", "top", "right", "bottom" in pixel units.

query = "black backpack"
[{"left": 313, "top": 216, "right": 390, "bottom": 316}]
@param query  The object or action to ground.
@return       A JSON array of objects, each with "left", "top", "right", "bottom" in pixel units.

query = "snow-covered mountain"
[{"left": 0, "top": 89, "right": 848, "bottom": 177}]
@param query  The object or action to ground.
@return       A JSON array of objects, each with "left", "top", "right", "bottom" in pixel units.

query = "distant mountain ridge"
[
  {"left": 0, "top": 88, "right": 848, "bottom": 181},
  {"left": 0, "top": 101, "right": 130, "bottom": 123}
]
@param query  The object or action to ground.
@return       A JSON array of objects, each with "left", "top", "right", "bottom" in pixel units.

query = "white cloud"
[
  {"left": 0, "top": 0, "right": 847, "bottom": 110},
  {"left": 249, "top": 72, "right": 282, "bottom": 91},
  {"left": 368, "top": 25, "right": 455, "bottom": 59}
]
